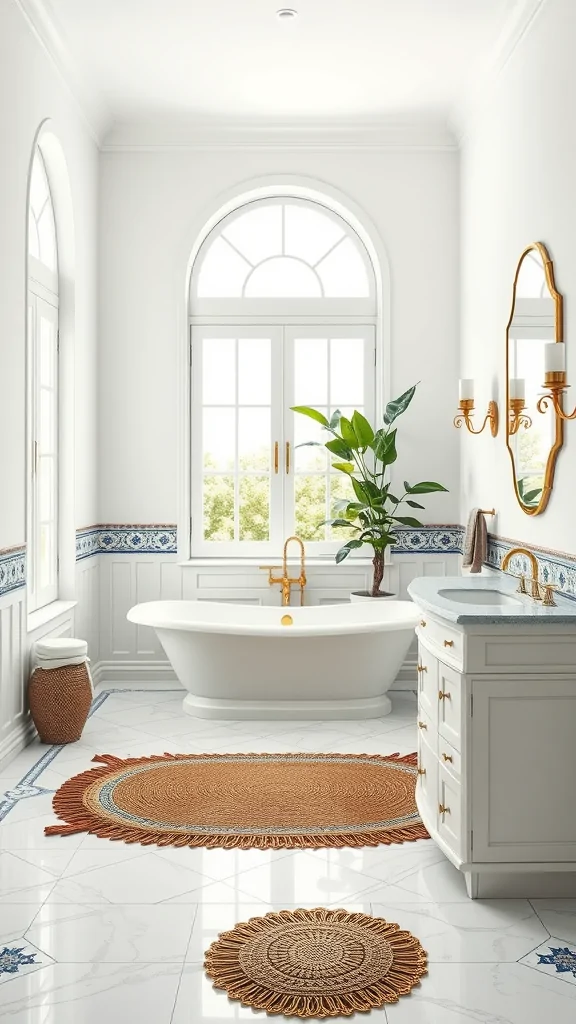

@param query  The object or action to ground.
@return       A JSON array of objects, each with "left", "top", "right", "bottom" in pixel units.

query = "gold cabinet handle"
[
  {"left": 417, "top": 767, "right": 426, "bottom": 776},
  {"left": 441, "top": 752, "right": 453, "bottom": 763},
  {"left": 273, "top": 441, "right": 279, "bottom": 474},
  {"left": 439, "top": 804, "right": 450, "bottom": 815},
  {"left": 285, "top": 441, "right": 290, "bottom": 474},
  {"left": 417, "top": 664, "right": 427, "bottom": 673},
  {"left": 438, "top": 691, "right": 451, "bottom": 700},
  {"left": 418, "top": 720, "right": 427, "bottom": 730},
  {"left": 420, "top": 620, "right": 426, "bottom": 627},
  {"left": 443, "top": 639, "right": 454, "bottom": 648}
]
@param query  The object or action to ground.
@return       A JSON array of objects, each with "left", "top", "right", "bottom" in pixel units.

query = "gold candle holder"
[
  {"left": 508, "top": 397, "right": 532, "bottom": 435},
  {"left": 454, "top": 399, "right": 499, "bottom": 437},
  {"left": 537, "top": 370, "right": 576, "bottom": 420}
]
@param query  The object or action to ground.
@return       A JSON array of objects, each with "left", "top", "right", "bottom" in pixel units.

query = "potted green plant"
[{"left": 292, "top": 383, "right": 448, "bottom": 600}]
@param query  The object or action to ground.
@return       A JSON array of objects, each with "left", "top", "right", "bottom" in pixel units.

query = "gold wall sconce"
[
  {"left": 454, "top": 380, "right": 499, "bottom": 436},
  {"left": 538, "top": 344, "right": 576, "bottom": 420},
  {"left": 508, "top": 379, "right": 532, "bottom": 435}
]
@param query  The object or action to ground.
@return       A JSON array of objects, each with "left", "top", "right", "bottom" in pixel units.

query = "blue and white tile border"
[
  {"left": 76, "top": 525, "right": 177, "bottom": 559},
  {"left": 0, "top": 546, "right": 26, "bottom": 598},
  {"left": 392, "top": 525, "right": 463, "bottom": 554},
  {"left": 487, "top": 534, "right": 576, "bottom": 602}
]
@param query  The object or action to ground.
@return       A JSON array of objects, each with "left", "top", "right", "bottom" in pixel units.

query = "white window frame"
[
  {"left": 190, "top": 324, "right": 376, "bottom": 557},
  {"left": 27, "top": 149, "right": 60, "bottom": 612}
]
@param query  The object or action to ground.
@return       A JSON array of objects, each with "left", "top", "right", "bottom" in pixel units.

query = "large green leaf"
[
  {"left": 405, "top": 480, "right": 449, "bottom": 494},
  {"left": 329, "top": 409, "right": 342, "bottom": 430},
  {"left": 373, "top": 428, "right": 397, "bottom": 466},
  {"left": 332, "top": 462, "right": 355, "bottom": 475},
  {"left": 351, "top": 477, "right": 372, "bottom": 504},
  {"left": 392, "top": 516, "right": 423, "bottom": 527},
  {"left": 335, "top": 538, "right": 364, "bottom": 563},
  {"left": 351, "top": 410, "right": 374, "bottom": 447},
  {"left": 406, "top": 499, "right": 425, "bottom": 509},
  {"left": 339, "top": 416, "right": 359, "bottom": 449},
  {"left": 291, "top": 406, "right": 329, "bottom": 427},
  {"left": 383, "top": 384, "right": 417, "bottom": 425},
  {"left": 319, "top": 518, "right": 360, "bottom": 530},
  {"left": 325, "top": 438, "right": 353, "bottom": 459}
]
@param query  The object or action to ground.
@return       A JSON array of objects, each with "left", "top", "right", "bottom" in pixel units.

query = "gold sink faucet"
[
  {"left": 501, "top": 546, "right": 557, "bottom": 605},
  {"left": 260, "top": 536, "right": 307, "bottom": 606}
]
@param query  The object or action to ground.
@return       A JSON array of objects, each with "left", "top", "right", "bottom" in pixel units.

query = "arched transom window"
[{"left": 189, "top": 196, "right": 378, "bottom": 558}]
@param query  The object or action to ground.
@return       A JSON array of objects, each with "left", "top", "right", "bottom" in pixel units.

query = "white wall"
[
  {"left": 98, "top": 148, "right": 460, "bottom": 526},
  {"left": 460, "top": 0, "right": 576, "bottom": 552},
  {"left": 0, "top": 0, "right": 99, "bottom": 763}
]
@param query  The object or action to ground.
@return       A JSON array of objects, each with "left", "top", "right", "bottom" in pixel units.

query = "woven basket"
[{"left": 28, "top": 663, "right": 92, "bottom": 744}]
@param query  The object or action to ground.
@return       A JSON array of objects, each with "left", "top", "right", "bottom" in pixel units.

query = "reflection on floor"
[{"left": 0, "top": 687, "right": 574, "bottom": 1021}]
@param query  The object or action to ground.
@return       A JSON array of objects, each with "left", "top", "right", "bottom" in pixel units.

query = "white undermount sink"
[{"left": 438, "top": 588, "right": 522, "bottom": 607}]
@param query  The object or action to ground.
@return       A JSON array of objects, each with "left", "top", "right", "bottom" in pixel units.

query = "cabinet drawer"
[
  {"left": 438, "top": 661, "right": 463, "bottom": 752},
  {"left": 437, "top": 735, "right": 462, "bottom": 782},
  {"left": 417, "top": 615, "right": 464, "bottom": 668},
  {"left": 437, "top": 765, "right": 463, "bottom": 857},
  {"left": 417, "top": 642, "right": 439, "bottom": 725}
]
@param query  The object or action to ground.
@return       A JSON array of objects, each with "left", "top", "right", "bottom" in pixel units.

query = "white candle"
[
  {"left": 509, "top": 378, "right": 525, "bottom": 400},
  {"left": 459, "top": 378, "right": 474, "bottom": 402},
  {"left": 545, "top": 342, "right": 566, "bottom": 373}
]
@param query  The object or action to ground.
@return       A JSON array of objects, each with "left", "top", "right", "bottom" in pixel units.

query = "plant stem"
[{"left": 372, "top": 550, "right": 385, "bottom": 596}]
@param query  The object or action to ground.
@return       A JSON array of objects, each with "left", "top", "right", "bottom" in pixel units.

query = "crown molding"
[
  {"left": 101, "top": 118, "right": 458, "bottom": 153},
  {"left": 448, "top": 0, "right": 549, "bottom": 142},
  {"left": 13, "top": 0, "right": 111, "bottom": 145}
]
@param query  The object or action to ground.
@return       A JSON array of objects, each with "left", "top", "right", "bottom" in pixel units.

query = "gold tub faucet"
[
  {"left": 501, "top": 546, "right": 556, "bottom": 605},
  {"left": 260, "top": 536, "right": 307, "bottom": 606}
]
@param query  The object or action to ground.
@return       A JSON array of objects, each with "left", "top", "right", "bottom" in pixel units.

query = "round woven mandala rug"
[
  {"left": 45, "top": 751, "right": 428, "bottom": 849},
  {"left": 204, "top": 907, "right": 427, "bottom": 1018}
]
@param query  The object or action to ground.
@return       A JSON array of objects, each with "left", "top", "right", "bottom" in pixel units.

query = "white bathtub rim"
[
  {"left": 127, "top": 599, "right": 420, "bottom": 638},
  {"left": 182, "top": 692, "right": 393, "bottom": 720}
]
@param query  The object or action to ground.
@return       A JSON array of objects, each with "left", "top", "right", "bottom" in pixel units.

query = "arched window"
[
  {"left": 27, "top": 148, "right": 59, "bottom": 610},
  {"left": 189, "top": 197, "right": 378, "bottom": 557}
]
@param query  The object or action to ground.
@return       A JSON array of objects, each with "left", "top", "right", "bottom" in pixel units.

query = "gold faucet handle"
[
  {"left": 541, "top": 583, "right": 559, "bottom": 607},
  {"left": 514, "top": 573, "right": 528, "bottom": 595},
  {"left": 259, "top": 565, "right": 282, "bottom": 583}
]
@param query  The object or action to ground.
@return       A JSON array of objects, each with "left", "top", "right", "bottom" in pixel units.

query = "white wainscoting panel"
[{"left": 0, "top": 591, "right": 27, "bottom": 766}]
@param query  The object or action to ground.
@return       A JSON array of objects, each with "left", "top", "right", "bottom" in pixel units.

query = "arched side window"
[
  {"left": 27, "top": 147, "right": 59, "bottom": 610},
  {"left": 189, "top": 197, "right": 378, "bottom": 557}
]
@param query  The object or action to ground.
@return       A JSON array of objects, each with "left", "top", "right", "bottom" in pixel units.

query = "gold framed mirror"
[{"left": 506, "top": 242, "right": 563, "bottom": 516}]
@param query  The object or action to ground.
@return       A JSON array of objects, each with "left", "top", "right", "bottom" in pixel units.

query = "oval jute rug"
[
  {"left": 204, "top": 907, "right": 428, "bottom": 1017},
  {"left": 45, "top": 751, "right": 428, "bottom": 850}
]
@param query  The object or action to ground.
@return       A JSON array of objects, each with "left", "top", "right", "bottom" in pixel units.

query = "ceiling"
[{"left": 30, "top": 0, "right": 527, "bottom": 133}]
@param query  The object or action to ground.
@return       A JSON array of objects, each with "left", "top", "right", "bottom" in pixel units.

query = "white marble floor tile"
[
  {"left": 0, "top": 813, "right": 85, "bottom": 852},
  {"left": 26, "top": 903, "right": 198, "bottom": 963},
  {"left": 305, "top": 839, "right": 446, "bottom": 886},
  {"left": 371, "top": 899, "right": 548, "bottom": 962},
  {"left": 6, "top": 849, "right": 76, "bottom": 878},
  {"left": 213, "top": 850, "right": 384, "bottom": 904},
  {"left": 44, "top": 852, "right": 217, "bottom": 905},
  {"left": 0, "top": 905, "right": 43, "bottom": 945},
  {"left": 0, "top": 885, "right": 55, "bottom": 907},
  {"left": 0, "top": 852, "right": 60, "bottom": 896},
  {"left": 164, "top": 878, "right": 269, "bottom": 904},
  {"left": 381, "top": 853, "right": 471, "bottom": 902},
  {"left": 385, "top": 962, "right": 576, "bottom": 1022},
  {"left": 60, "top": 846, "right": 152, "bottom": 878},
  {"left": 153, "top": 844, "right": 295, "bottom": 881},
  {"left": 97, "top": 704, "right": 182, "bottom": 728},
  {"left": 0, "top": 961, "right": 182, "bottom": 1023},
  {"left": 531, "top": 899, "right": 576, "bottom": 944},
  {"left": 519, "top": 937, "right": 576, "bottom": 987}
]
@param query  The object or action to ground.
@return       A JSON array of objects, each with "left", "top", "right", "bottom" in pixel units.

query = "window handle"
[
  {"left": 285, "top": 441, "right": 290, "bottom": 474},
  {"left": 274, "top": 441, "right": 279, "bottom": 474}
]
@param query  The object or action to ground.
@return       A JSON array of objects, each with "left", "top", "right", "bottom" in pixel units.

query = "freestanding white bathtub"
[{"left": 126, "top": 600, "right": 419, "bottom": 720}]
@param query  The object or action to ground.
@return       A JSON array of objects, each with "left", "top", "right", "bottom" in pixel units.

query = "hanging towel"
[{"left": 462, "top": 508, "right": 487, "bottom": 573}]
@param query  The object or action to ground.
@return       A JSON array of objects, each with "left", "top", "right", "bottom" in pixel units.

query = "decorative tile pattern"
[
  {"left": 537, "top": 946, "right": 576, "bottom": 978},
  {"left": 0, "top": 944, "right": 41, "bottom": 982},
  {"left": 521, "top": 938, "right": 576, "bottom": 987},
  {"left": 393, "top": 525, "right": 463, "bottom": 554},
  {"left": 0, "top": 546, "right": 26, "bottom": 597},
  {"left": 486, "top": 534, "right": 576, "bottom": 602},
  {"left": 75, "top": 526, "right": 177, "bottom": 559}
]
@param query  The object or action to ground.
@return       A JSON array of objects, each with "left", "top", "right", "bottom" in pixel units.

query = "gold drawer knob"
[
  {"left": 439, "top": 804, "right": 450, "bottom": 815},
  {"left": 420, "top": 620, "right": 427, "bottom": 627},
  {"left": 418, "top": 720, "right": 428, "bottom": 730},
  {"left": 438, "top": 690, "right": 451, "bottom": 700},
  {"left": 417, "top": 767, "right": 426, "bottom": 776},
  {"left": 417, "top": 664, "right": 428, "bottom": 673},
  {"left": 442, "top": 752, "right": 453, "bottom": 763},
  {"left": 443, "top": 639, "right": 454, "bottom": 648}
]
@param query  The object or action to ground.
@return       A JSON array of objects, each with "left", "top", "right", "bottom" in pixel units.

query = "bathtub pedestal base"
[{"left": 182, "top": 692, "right": 393, "bottom": 721}]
